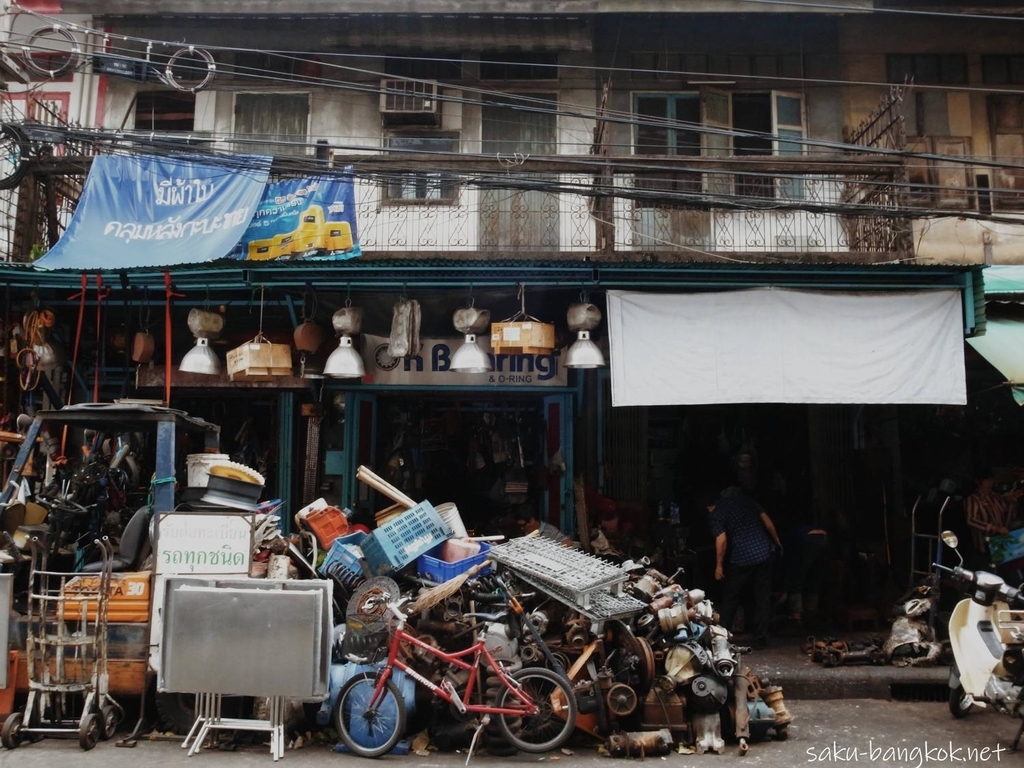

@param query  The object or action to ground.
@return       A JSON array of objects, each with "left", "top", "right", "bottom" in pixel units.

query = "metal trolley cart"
[{"left": 2, "top": 536, "right": 123, "bottom": 750}]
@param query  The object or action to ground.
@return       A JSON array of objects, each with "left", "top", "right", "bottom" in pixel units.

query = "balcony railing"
[
  {"left": 354, "top": 167, "right": 908, "bottom": 257},
  {"left": 12, "top": 151, "right": 909, "bottom": 262}
]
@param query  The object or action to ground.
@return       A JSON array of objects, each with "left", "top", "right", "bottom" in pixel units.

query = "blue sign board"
[
  {"left": 232, "top": 172, "right": 361, "bottom": 261},
  {"left": 34, "top": 154, "right": 272, "bottom": 271}
]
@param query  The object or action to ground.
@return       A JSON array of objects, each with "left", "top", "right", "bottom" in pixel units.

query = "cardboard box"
[
  {"left": 226, "top": 340, "right": 292, "bottom": 381},
  {"left": 490, "top": 321, "right": 555, "bottom": 354}
]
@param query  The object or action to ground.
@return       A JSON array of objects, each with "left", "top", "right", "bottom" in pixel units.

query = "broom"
[{"left": 408, "top": 559, "right": 494, "bottom": 614}]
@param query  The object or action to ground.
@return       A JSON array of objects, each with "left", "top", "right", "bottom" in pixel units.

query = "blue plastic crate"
[
  {"left": 416, "top": 541, "right": 491, "bottom": 584},
  {"left": 318, "top": 531, "right": 368, "bottom": 577},
  {"left": 361, "top": 501, "right": 452, "bottom": 575}
]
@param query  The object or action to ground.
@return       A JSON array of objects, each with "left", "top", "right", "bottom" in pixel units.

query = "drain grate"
[{"left": 890, "top": 682, "right": 948, "bottom": 702}]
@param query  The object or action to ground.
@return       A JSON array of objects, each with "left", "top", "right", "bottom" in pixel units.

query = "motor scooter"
[{"left": 937, "top": 530, "right": 1024, "bottom": 749}]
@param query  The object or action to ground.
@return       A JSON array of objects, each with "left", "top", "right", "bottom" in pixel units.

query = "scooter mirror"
[{"left": 941, "top": 530, "right": 959, "bottom": 549}]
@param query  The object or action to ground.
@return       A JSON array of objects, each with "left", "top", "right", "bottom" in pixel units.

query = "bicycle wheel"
[
  {"left": 495, "top": 667, "right": 577, "bottom": 753},
  {"left": 334, "top": 672, "right": 406, "bottom": 758}
]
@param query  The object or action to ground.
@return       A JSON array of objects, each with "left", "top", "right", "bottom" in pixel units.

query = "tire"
[
  {"left": 155, "top": 692, "right": 196, "bottom": 735},
  {"left": 949, "top": 684, "right": 973, "bottom": 718},
  {"left": 334, "top": 672, "right": 406, "bottom": 758},
  {"left": 78, "top": 712, "right": 100, "bottom": 751},
  {"left": 2, "top": 712, "right": 24, "bottom": 750},
  {"left": 495, "top": 667, "right": 577, "bottom": 754},
  {"left": 99, "top": 704, "right": 119, "bottom": 740}
]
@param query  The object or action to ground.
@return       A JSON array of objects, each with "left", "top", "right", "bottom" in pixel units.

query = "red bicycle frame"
[{"left": 365, "top": 623, "right": 540, "bottom": 717}]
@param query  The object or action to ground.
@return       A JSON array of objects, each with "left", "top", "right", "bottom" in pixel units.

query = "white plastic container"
[
  {"left": 435, "top": 502, "right": 468, "bottom": 538},
  {"left": 186, "top": 453, "right": 230, "bottom": 488}
]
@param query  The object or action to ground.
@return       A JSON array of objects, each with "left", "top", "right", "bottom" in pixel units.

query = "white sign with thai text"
[{"left": 155, "top": 512, "right": 254, "bottom": 575}]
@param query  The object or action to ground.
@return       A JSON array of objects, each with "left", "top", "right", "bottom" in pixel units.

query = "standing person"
[
  {"left": 707, "top": 487, "right": 783, "bottom": 649},
  {"left": 963, "top": 470, "right": 1020, "bottom": 567}
]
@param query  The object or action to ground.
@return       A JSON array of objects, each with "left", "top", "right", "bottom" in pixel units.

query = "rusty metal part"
[
  {"left": 733, "top": 670, "right": 750, "bottom": 741},
  {"left": 739, "top": 737, "right": 749, "bottom": 755},
  {"left": 606, "top": 729, "right": 673, "bottom": 758},
  {"left": 641, "top": 677, "right": 687, "bottom": 742},
  {"left": 762, "top": 685, "right": 793, "bottom": 727},
  {"left": 606, "top": 683, "right": 639, "bottom": 717}
]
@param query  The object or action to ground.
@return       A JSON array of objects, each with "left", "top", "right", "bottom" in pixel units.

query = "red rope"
[{"left": 61, "top": 273, "right": 88, "bottom": 455}]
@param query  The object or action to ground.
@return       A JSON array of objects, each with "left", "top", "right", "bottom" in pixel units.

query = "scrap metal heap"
[{"left": 318, "top": 534, "right": 793, "bottom": 757}]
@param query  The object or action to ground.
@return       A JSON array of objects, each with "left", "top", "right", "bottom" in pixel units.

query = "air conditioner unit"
[{"left": 380, "top": 78, "right": 439, "bottom": 118}]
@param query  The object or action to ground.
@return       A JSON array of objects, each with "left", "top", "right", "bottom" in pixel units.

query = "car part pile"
[{"left": 314, "top": 533, "right": 791, "bottom": 757}]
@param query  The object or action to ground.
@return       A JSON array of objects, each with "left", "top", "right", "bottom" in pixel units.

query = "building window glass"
[
  {"left": 233, "top": 92, "right": 310, "bottom": 157},
  {"left": 989, "top": 96, "right": 1024, "bottom": 210},
  {"left": 982, "top": 55, "right": 1024, "bottom": 85},
  {"left": 886, "top": 54, "right": 968, "bottom": 85},
  {"left": 384, "top": 132, "right": 460, "bottom": 203}
]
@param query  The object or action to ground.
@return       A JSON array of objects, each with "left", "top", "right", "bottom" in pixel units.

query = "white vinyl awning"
[
  {"left": 966, "top": 318, "right": 1024, "bottom": 406},
  {"left": 607, "top": 288, "right": 967, "bottom": 406}
]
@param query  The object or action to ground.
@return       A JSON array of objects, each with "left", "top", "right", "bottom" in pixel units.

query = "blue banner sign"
[
  {"left": 233, "top": 172, "right": 361, "bottom": 261},
  {"left": 34, "top": 154, "right": 272, "bottom": 270}
]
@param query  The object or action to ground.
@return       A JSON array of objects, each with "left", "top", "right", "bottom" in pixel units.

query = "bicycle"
[{"left": 334, "top": 589, "right": 578, "bottom": 759}]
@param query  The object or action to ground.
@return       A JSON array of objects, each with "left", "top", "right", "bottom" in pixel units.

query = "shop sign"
[
  {"left": 362, "top": 334, "right": 567, "bottom": 387},
  {"left": 155, "top": 511, "right": 254, "bottom": 575},
  {"left": 233, "top": 171, "right": 361, "bottom": 261},
  {"left": 34, "top": 153, "right": 272, "bottom": 270}
]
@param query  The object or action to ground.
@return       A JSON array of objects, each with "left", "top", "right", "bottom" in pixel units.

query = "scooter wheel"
[{"left": 949, "top": 684, "right": 973, "bottom": 718}]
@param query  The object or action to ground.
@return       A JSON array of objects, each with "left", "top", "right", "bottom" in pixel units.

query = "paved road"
[{"left": 0, "top": 699, "right": 1018, "bottom": 768}]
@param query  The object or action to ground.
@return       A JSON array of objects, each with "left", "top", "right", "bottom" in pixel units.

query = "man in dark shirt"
[{"left": 707, "top": 487, "right": 783, "bottom": 649}]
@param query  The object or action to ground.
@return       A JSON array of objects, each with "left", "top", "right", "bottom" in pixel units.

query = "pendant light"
[
  {"left": 179, "top": 307, "right": 224, "bottom": 375},
  {"left": 323, "top": 299, "right": 364, "bottom": 379},
  {"left": 564, "top": 300, "right": 606, "bottom": 369},
  {"left": 293, "top": 285, "right": 325, "bottom": 379},
  {"left": 450, "top": 299, "right": 492, "bottom": 373}
]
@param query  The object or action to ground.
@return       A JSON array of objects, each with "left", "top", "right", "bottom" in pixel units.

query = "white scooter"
[{"left": 937, "top": 530, "right": 1024, "bottom": 749}]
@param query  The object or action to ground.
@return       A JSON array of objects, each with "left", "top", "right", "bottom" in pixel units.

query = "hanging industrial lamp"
[
  {"left": 323, "top": 301, "right": 364, "bottom": 379},
  {"left": 450, "top": 301, "right": 492, "bottom": 373},
  {"left": 179, "top": 307, "right": 224, "bottom": 375},
  {"left": 564, "top": 301, "right": 606, "bottom": 369}
]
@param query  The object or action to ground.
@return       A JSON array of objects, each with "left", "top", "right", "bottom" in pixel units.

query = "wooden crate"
[
  {"left": 490, "top": 321, "right": 555, "bottom": 354},
  {"left": 226, "top": 341, "right": 293, "bottom": 381}
]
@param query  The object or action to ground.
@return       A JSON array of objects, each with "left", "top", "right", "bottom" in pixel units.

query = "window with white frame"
[
  {"left": 233, "top": 92, "right": 310, "bottom": 156},
  {"left": 633, "top": 90, "right": 806, "bottom": 203},
  {"left": 384, "top": 132, "right": 460, "bottom": 203}
]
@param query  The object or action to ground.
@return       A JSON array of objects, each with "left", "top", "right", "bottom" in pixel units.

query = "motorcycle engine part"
[
  {"left": 692, "top": 711, "right": 725, "bottom": 755},
  {"left": 528, "top": 610, "right": 549, "bottom": 635},
  {"left": 710, "top": 626, "right": 736, "bottom": 678},
  {"left": 630, "top": 574, "right": 661, "bottom": 603},
  {"left": 565, "top": 617, "right": 589, "bottom": 648},
  {"left": 665, "top": 644, "right": 703, "bottom": 684},
  {"left": 606, "top": 729, "right": 673, "bottom": 758},
  {"left": 606, "top": 682, "right": 639, "bottom": 717},
  {"left": 688, "top": 674, "right": 729, "bottom": 712},
  {"left": 635, "top": 611, "right": 658, "bottom": 635},
  {"left": 483, "top": 622, "right": 518, "bottom": 663},
  {"left": 658, "top": 603, "right": 695, "bottom": 632},
  {"left": 519, "top": 641, "right": 540, "bottom": 664},
  {"left": 761, "top": 685, "right": 793, "bottom": 726}
]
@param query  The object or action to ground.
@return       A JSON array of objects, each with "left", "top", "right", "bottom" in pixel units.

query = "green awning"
[
  {"left": 982, "top": 265, "right": 1024, "bottom": 296},
  {"left": 967, "top": 318, "right": 1024, "bottom": 405}
]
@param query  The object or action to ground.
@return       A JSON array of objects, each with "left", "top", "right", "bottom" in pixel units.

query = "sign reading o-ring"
[
  {"left": 164, "top": 46, "right": 216, "bottom": 93},
  {"left": 22, "top": 25, "right": 81, "bottom": 79}
]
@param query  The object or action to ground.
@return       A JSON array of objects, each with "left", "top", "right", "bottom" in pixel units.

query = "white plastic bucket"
[
  {"left": 436, "top": 502, "right": 468, "bottom": 538},
  {"left": 186, "top": 453, "right": 230, "bottom": 488}
]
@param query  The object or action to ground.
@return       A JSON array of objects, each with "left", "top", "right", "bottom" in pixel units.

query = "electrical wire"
[{"left": 8, "top": 8, "right": 1024, "bottom": 219}]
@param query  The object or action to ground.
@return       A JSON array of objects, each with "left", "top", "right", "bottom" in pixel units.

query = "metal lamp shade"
[
  {"left": 323, "top": 335, "right": 364, "bottom": 378},
  {"left": 179, "top": 337, "right": 222, "bottom": 375},
  {"left": 450, "top": 333, "right": 492, "bottom": 373},
  {"left": 564, "top": 330, "right": 605, "bottom": 369}
]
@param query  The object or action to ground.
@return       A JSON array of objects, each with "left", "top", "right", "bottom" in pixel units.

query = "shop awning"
[
  {"left": 607, "top": 288, "right": 967, "bottom": 406},
  {"left": 967, "top": 318, "right": 1024, "bottom": 406}
]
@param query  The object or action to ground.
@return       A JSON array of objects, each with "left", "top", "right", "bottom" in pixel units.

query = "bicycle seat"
[{"left": 464, "top": 611, "right": 507, "bottom": 622}]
